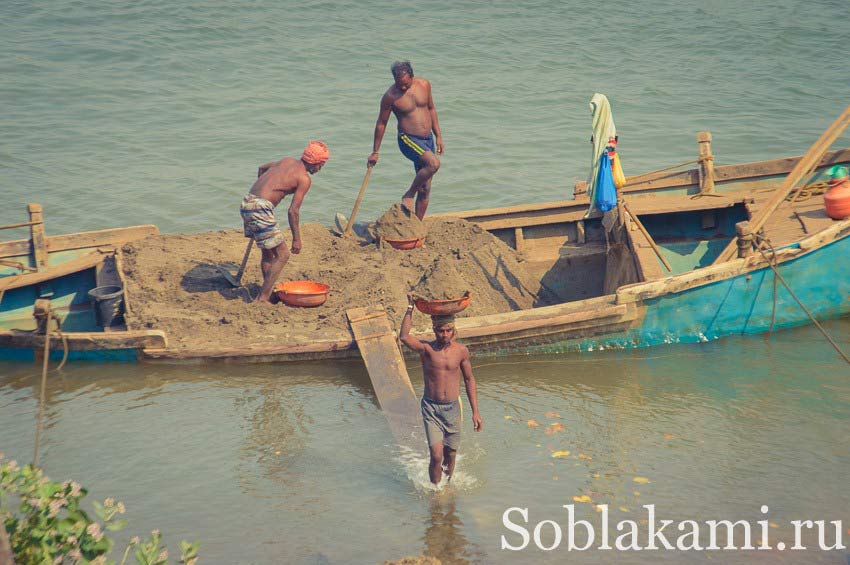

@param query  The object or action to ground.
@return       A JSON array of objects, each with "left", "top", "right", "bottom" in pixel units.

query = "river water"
[{"left": 2, "top": 0, "right": 850, "bottom": 562}]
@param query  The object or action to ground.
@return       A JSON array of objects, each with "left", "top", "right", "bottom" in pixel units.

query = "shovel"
[
  {"left": 334, "top": 166, "right": 373, "bottom": 237},
  {"left": 220, "top": 239, "right": 253, "bottom": 287}
]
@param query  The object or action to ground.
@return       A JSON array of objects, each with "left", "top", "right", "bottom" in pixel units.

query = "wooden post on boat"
[
  {"left": 697, "top": 131, "right": 716, "bottom": 194},
  {"left": 27, "top": 204, "right": 48, "bottom": 272},
  {"left": 712, "top": 105, "right": 850, "bottom": 265},
  {"left": 347, "top": 305, "right": 423, "bottom": 452},
  {"left": 735, "top": 221, "right": 755, "bottom": 258}
]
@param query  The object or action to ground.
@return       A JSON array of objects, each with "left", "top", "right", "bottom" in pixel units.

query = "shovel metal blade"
[{"left": 332, "top": 212, "right": 348, "bottom": 236}]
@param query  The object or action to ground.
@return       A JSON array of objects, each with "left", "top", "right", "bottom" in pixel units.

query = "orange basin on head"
[
  {"left": 381, "top": 237, "right": 425, "bottom": 250},
  {"left": 414, "top": 291, "right": 472, "bottom": 316},
  {"left": 274, "top": 281, "right": 330, "bottom": 307}
]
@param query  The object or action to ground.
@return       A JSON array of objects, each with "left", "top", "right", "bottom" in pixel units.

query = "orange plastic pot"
[
  {"left": 824, "top": 177, "right": 850, "bottom": 220},
  {"left": 381, "top": 237, "right": 425, "bottom": 250},
  {"left": 413, "top": 291, "right": 471, "bottom": 316},
  {"left": 274, "top": 281, "right": 330, "bottom": 307}
]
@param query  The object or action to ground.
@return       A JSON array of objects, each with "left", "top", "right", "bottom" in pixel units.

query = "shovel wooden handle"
[
  {"left": 344, "top": 166, "right": 373, "bottom": 237},
  {"left": 623, "top": 202, "right": 673, "bottom": 272},
  {"left": 235, "top": 239, "right": 253, "bottom": 283}
]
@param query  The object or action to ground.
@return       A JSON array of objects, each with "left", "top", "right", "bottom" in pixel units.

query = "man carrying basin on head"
[
  {"left": 400, "top": 296, "right": 483, "bottom": 485},
  {"left": 241, "top": 141, "right": 329, "bottom": 305},
  {"left": 368, "top": 60, "right": 444, "bottom": 220}
]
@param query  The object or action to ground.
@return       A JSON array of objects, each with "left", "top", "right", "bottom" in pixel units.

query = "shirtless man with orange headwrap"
[
  {"left": 241, "top": 141, "right": 329, "bottom": 305},
  {"left": 368, "top": 61, "right": 444, "bottom": 220}
]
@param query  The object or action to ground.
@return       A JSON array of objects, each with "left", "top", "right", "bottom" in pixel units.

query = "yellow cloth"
[{"left": 611, "top": 151, "right": 626, "bottom": 189}]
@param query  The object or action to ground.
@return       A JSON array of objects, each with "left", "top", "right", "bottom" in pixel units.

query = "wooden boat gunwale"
[{"left": 3, "top": 144, "right": 850, "bottom": 363}]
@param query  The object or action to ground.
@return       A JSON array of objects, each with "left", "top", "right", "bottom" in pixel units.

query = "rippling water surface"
[
  {"left": 3, "top": 0, "right": 849, "bottom": 233},
  {"left": 2, "top": 0, "right": 850, "bottom": 562},
  {"left": 2, "top": 322, "right": 849, "bottom": 563}
]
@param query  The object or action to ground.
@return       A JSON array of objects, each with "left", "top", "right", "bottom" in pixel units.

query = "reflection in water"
[
  {"left": 0, "top": 320, "right": 848, "bottom": 563},
  {"left": 422, "top": 495, "right": 482, "bottom": 565}
]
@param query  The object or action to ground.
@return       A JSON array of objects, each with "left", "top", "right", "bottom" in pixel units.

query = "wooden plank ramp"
[{"left": 347, "top": 305, "right": 423, "bottom": 453}]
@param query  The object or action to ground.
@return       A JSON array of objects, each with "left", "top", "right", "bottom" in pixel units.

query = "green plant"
[{"left": 0, "top": 452, "right": 199, "bottom": 564}]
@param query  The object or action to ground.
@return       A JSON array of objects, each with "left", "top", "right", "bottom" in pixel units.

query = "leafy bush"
[{"left": 0, "top": 453, "right": 199, "bottom": 564}]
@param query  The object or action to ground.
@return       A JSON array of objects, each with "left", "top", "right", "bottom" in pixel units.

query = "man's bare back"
[{"left": 251, "top": 157, "right": 310, "bottom": 207}]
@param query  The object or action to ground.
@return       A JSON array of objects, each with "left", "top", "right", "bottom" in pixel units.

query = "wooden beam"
[
  {"left": 622, "top": 203, "right": 673, "bottom": 272},
  {"left": 347, "top": 306, "right": 421, "bottom": 451},
  {"left": 572, "top": 148, "right": 850, "bottom": 195},
  {"left": 0, "top": 329, "right": 167, "bottom": 350},
  {"left": 0, "top": 252, "right": 106, "bottom": 292},
  {"left": 27, "top": 204, "right": 48, "bottom": 271},
  {"left": 0, "top": 220, "right": 41, "bottom": 231},
  {"left": 0, "top": 225, "right": 159, "bottom": 260},
  {"left": 713, "top": 105, "right": 850, "bottom": 264},
  {"left": 697, "top": 131, "right": 716, "bottom": 194}
]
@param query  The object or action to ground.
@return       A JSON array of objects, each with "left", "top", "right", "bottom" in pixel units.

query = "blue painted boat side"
[
  {"left": 518, "top": 229, "right": 850, "bottom": 354},
  {"left": 592, "top": 232, "right": 850, "bottom": 351},
  {"left": 0, "top": 268, "right": 99, "bottom": 332},
  {"left": 0, "top": 347, "right": 138, "bottom": 362},
  {"left": 0, "top": 263, "right": 135, "bottom": 362}
]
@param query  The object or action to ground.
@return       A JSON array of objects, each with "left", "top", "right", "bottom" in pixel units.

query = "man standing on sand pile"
[
  {"left": 400, "top": 296, "right": 483, "bottom": 484},
  {"left": 241, "top": 141, "right": 329, "bottom": 305},
  {"left": 368, "top": 61, "right": 444, "bottom": 220}
]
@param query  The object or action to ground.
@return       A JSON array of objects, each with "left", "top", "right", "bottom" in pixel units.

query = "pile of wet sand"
[
  {"left": 373, "top": 203, "right": 427, "bottom": 239},
  {"left": 121, "top": 217, "right": 547, "bottom": 351},
  {"left": 413, "top": 257, "right": 469, "bottom": 300}
]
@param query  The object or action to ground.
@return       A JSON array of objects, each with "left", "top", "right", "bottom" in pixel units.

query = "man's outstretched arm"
[
  {"left": 368, "top": 94, "right": 393, "bottom": 167},
  {"left": 460, "top": 351, "right": 482, "bottom": 431},
  {"left": 287, "top": 176, "right": 311, "bottom": 254},
  {"left": 399, "top": 295, "right": 426, "bottom": 352}
]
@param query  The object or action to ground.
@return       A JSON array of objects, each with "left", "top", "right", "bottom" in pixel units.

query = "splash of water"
[{"left": 395, "top": 445, "right": 482, "bottom": 493}]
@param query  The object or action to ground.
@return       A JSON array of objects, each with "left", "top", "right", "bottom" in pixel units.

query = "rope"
[
  {"left": 623, "top": 159, "right": 700, "bottom": 187},
  {"left": 786, "top": 180, "right": 830, "bottom": 203},
  {"left": 754, "top": 233, "right": 850, "bottom": 365}
]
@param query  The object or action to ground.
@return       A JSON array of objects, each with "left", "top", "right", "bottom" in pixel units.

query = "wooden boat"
[
  {"left": 0, "top": 205, "right": 164, "bottom": 361},
  {"left": 3, "top": 133, "right": 850, "bottom": 364}
]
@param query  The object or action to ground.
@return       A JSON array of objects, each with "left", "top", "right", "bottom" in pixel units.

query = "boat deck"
[{"left": 752, "top": 189, "right": 836, "bottom": 248}]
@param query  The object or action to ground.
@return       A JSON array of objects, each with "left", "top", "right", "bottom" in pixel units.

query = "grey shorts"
[{"left": 421, "top": 397, "right": 462, "bottom": 451}]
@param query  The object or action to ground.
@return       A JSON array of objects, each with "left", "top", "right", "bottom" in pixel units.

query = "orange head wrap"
[{"left": 302, "top": 141, "right": 330, "bottom": 165}]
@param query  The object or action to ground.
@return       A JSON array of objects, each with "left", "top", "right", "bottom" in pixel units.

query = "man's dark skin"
[
  {"left": 400, "top": 296, "right": 482, "bottom": 484},
  {"left": 250, "top": 156, "right": 323, "bottom": 304},
  {"left": 368, "top": 68, "right": 443, "bottom": 220}
]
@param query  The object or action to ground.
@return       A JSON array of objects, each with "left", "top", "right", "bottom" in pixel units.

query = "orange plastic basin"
[
  {"left": 414, "top": 291, "right": 471, "bottom": 316},
  {"left": 381, "top": 237, "right": 425, "bottom": 250},
  {"left": 274, "top": 281, "right": 330, "bottom": 307}
]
